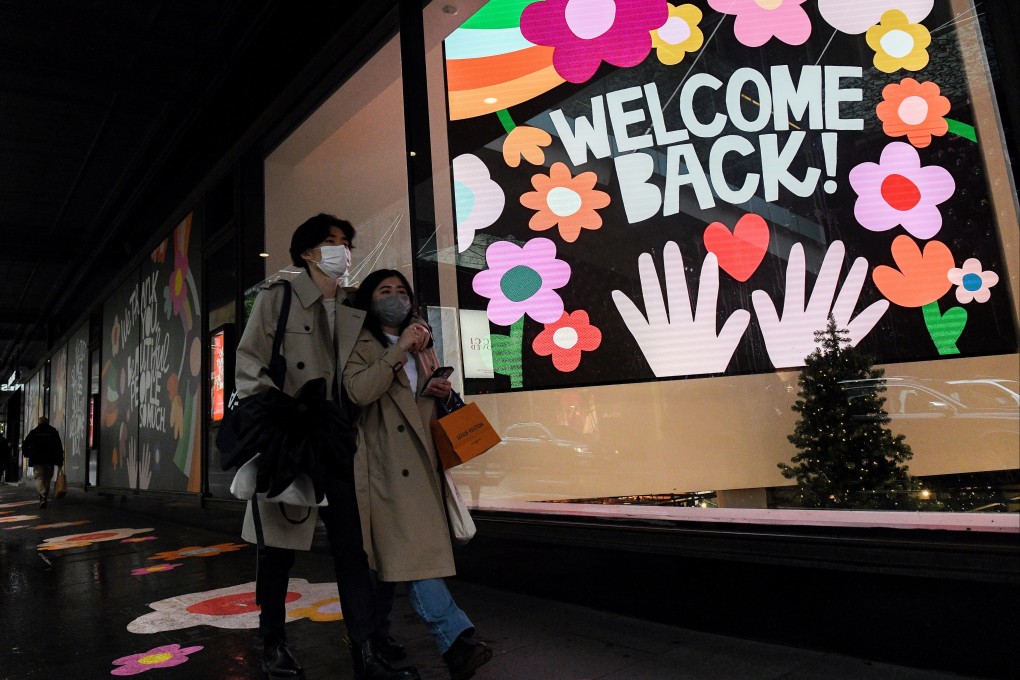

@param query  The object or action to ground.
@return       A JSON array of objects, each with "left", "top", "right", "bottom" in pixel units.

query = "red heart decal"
[{"left": 703, "top": 215, "right": 769, "bottom": 282}]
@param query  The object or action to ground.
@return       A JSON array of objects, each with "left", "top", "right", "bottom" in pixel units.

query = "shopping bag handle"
[{"left": 436, "top": 390, "right": 466, "bottom": 417}]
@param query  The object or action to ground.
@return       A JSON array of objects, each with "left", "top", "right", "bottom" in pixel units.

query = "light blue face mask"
[{"left": 372, "top": 294, "right": 412, "bottom": 327}]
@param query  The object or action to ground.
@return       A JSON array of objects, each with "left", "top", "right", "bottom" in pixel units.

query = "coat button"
[
  {"left": 402, "top": 469, "right": 409, "bottom": 477},
  {"left": 397, "top": 425, "right": 405, "bottom": 432},
  {"left": 297, "top": 362, "right": 305, "bottom": 369},
  {"left": 304, "top": 325, "right": 311, "bottom": 331}
]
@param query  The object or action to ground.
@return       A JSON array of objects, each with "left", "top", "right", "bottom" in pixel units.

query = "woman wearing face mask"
[
  {"left": 236, "top": 216, "right": 421, "bottom": 680},
  {"left": 344, "top": 270, "right": 493, "bottom": 680}
]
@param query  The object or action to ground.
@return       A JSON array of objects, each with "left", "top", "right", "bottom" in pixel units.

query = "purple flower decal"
[
  {"left": 708, "top": 0, "right": 812, "bottom": 47},
  {"left": 848, "top": 142, "right": 955, "bottom": 240},
  {"left": 472, "top": 238, "right": 571, "bottom": 326},
  {"left": 520, "top": 0, "right": 669, "bottom": 84},
  {"left": 111, "top": 644, "right": 202, "bottom": 675}
]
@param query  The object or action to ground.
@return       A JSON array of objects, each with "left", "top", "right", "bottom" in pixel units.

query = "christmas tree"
[{"left": 778, "top": 315, "right": 919, "bottom": 509}]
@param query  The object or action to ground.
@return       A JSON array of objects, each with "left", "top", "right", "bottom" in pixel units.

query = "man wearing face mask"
[{"left": 236, "top": 214, "right": 426, "bottom": 680}]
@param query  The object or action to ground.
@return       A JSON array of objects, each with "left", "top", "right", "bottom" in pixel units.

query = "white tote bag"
[
  {"left": 443, "top": 470, "right": 476, "bottom": 545},
  {"left": 230, "top": 453, "right": 328, "bottom": 507}
]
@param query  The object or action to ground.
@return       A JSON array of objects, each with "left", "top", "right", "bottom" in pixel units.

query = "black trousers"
[{"left": 256, "top": 471, "right": 378, "bottom": 644}]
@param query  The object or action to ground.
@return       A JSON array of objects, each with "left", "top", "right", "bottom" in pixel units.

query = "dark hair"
[
  {"left": 354, "top": 269, "right": 417, "bottom": 347},
  {"left": 289, "top": 213, "right": 355, "bottom": 270}
]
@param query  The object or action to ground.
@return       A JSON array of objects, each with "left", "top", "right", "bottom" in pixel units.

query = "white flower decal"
[
  {"left": 127, "top": 579, "right": 340, "bottom": 633},
  {"left": 817, "top": 0, "right": 933, "bottom": 34},
  {"left": 453, "top": 154, "right": 505, "bottom": 253},
  {"left": 947, "top": 259, "right": 999, "bottom": 304}
]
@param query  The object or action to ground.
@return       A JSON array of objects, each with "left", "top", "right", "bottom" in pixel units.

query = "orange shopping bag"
[{"left": 431, "top": 401, "right": 501, "bottom": 470}]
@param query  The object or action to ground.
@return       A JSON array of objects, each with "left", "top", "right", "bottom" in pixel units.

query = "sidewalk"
[{"left": 0, "top": 484, "right": 991, "bottom": 680}]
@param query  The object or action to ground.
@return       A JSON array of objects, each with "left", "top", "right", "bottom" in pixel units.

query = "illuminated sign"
[
  {"left": 210, "top": 327, "right": 228, "bottom": 422},
  {"left": 444, "top": 0, "right": 1015, "bottom": 393}
]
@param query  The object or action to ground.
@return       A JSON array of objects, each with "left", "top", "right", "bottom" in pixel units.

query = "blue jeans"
[{"left": 407, "top": 578, "right": 473, "bottom": 654}]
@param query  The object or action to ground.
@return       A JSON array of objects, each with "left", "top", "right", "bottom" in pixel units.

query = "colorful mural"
[
  {"left": 66, "top": 324, "right": 90, "bottom": 484},
  {"left": 100, "top": 214, "right": 202, "bottom": 491},
  {"left": 445, "top": 0, "right": 1016, "bottom": 393}
]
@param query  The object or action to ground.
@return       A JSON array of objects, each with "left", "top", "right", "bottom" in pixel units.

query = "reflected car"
[{"left": 840, "top": 376, "right": 1019, "bottom": 472}]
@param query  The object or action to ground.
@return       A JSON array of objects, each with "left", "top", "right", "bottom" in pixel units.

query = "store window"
[
  {"left": 423, "top": 0, "right": 1019, "bottom": 519},
  {"left": 264, "top": 35, "right": 414, "bottom": 285}
]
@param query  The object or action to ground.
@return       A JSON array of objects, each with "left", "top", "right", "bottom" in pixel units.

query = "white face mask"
[{"left": 313, "top": 245, "right": 351, "bottom": 279}]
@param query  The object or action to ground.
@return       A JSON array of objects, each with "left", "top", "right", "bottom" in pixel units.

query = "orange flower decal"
[
  {"left": 149, "top": 543, "right": 246, "bottom": 561},
  {"left": 502, "top": 125, "right": 553, "bottom": 168},
  {"left": 876, "top": 78, "right": 950, "bottom": 148},
  {"left": 520, "top": 162, "right": 610, "bottom": 243},
  {"left": 872, "top": 235, "right": 954, "bottom": 308}
]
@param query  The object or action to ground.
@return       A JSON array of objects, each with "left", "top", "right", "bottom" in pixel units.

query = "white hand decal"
[
  {"left": 752, "top": 241, "right": 889, "bottom": 369},
  {"left": 612, "top": 242, "right": 751, "bottom": 377}
]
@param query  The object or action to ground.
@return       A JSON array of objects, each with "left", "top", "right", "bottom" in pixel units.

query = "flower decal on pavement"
[
  {"left": 121, "top": 535, "right": 158, "bottom": 543},
  {"left": 948, "top": 259, "right": 999, "bottom": 304},
  {"left": 127, "top": 580, "right": 341, "bottom": 633},
  {"left": 148, "top": 543, "right": 246, "bottom": 561},
  {"left": 520, "top": 0, "right": 669, "bottom": 84},
  {"left": 532, "top": 311, "right": 603, "bottom": 371},
  {"left": 848, "top": 142, "right": 955, "bottom": 240},
  {"left": 866, "top": 10, "right": 931, "bottom": 73},
  {"left": 32, "top": 520, "right": 92, "bottom": 530},
  {"left": 872, "top": 235, "right": 954, "bottom": 308},
  {"left": 707, "top": 0, "right": 811, "bottom": 48},
  {"left": 38, "top": 528, "right": 154, "bottom": 551},
  {"left": 472, "top": 238, "right": 572, "bottom": 326},
  {"left": 651, "top": 3, "right": 704, "bottom": 65},
  {"left": 817, "top": 0, "right": 933, "bottom": 34},
  {"left": 132, "top": 563, "right": 183, "bottom": 576},
  {"left": 521, "top": 162, "right": 610, "bottom": 243},
  {"left": 453, "top": 154, "right": 506, "bottom": 253},
  {"left": 503, "top": 125, "right": 553, "bottom": 168},
  {"left": 111, "top": 644, "right": 203, "bottom": 676},
  {"left": 288, "top": 598, "right": 345, "bottom": 622},
  {"left": 1, "top": 514, "right": 39, "bottom": 524},
  {"left": 876, "top": 78, "right": 950, "bottom": 148}
]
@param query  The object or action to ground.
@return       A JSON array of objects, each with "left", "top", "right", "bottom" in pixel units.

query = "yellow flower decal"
[
  {"left": 288, "top": 597, "right": 344, "bottom": 622},
  {"left": 866, "top": 9, "right": 931, "bottom": 73},
  {"left": 651, "top": 4, "right": 704, "bottom": 66},
  {"left": 502, "top": 125, "right": 553, "bottom": 168}
]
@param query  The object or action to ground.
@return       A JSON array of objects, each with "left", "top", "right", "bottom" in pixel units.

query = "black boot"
[
  {"left": 370, "top": 633, "right": 407, "bottom": 661},
  {"left": 351, "top": 639, "right": 420, "bottom": 680},
  {"left": 443, "top": 633, "right": 492, "bottom": 680},
  {"left": 262, "top": 639, "right": 303, "bottom": 678}
]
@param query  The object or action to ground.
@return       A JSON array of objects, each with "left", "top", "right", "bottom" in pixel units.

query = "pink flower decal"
[
  {"left": 132, "top": 563, "right": 182, "bottom": 576},
  {"left": 817, "top": 0, "right": 933, "bottom": 34},
  {"left": 520, "top": 0, "right": 669, "bottom": 84},
  {"left": 533, "top": 311, "right": 603, "bottom": 371},
  {"left": 848, "top": 142, "right": 955, "bottom": 240},
  {"left": 947, "top": 259, "right": 999, "bottom": 304},
  {"left": 472, "top": 238, "right": 571, "bottom": 326},
  {"left": 111, "top": 644, "right": 202, "bottom": 675},
  {"left": 707, "top": 0, "right": 811, "bottom": 47}
]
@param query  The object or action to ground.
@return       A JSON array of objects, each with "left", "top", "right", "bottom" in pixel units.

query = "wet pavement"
[{"left": 0, "top": 483, "right": 1000, "bottom": 680}]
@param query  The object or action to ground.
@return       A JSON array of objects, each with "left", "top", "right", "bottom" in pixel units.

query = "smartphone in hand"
[{"left": 420, "top": 366, "right": 454, "bottom": 396}]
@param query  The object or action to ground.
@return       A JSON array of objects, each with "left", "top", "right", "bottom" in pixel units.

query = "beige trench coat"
[
  {"left": 234, "top": 269, "right": 365, "bottom": 550},
  {"left": 343, "top": 329, "right": 456, "bottom": 582}
]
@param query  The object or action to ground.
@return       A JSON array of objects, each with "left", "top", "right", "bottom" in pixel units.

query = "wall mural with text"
[
  {"left": 65, "top": 324, "right": 90, "bottom": 484},
  {"left": 48, "top": 344, "right": 67, "bottom": 464},
  {"left": 100, "top": 215, "right": 202, "bottom": 491},
  {"left": 444, "top": 0, "right": 1016, "bottom": 393}
]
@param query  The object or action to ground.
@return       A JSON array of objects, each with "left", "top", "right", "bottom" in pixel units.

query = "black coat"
[{"left": 23, "top": 423, "right": 64, "bottom": 466}]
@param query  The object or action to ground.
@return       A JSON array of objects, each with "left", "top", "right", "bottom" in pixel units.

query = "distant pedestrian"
[{"left": 22, "top": 416, "right": 64, "bottom": 507}]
